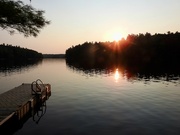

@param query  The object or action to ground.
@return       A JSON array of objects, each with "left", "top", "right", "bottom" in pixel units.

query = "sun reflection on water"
[{"left": 114, "top": 68, "right": 120, "bottom": 82}]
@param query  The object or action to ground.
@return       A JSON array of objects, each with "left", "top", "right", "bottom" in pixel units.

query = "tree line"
[
  {"left": 43, "top": 54, "right": 65, "bottom": 58},
  {"left": 0, "top": 43, "right": 42, "bottom": 60},
  {"left": 66, "top": 32, "right": 180, "bottom": 73}
]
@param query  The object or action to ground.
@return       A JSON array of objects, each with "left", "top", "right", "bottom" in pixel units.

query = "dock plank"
[
  {"left": 0, "top": 84, "right": 36, "bottom": 125},
  {"left": 0, "top": 83, "right": 51, "bottom": 126}
]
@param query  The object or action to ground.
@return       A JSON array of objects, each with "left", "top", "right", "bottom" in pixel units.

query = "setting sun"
[
  {"left": 104, "top": 29, "right": 126, "bottom": 42},
  {"left": 112, "top": 33, "right": 122, "bottom": 42}
]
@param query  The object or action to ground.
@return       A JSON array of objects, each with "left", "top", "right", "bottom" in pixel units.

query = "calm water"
[{"left": 0, "top": 58, "right": 180, "bottom": 135}]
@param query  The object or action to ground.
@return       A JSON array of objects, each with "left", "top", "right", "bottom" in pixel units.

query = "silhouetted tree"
[
  {"left": 0, "top": 0, "right": 50, "bottom": 37},
  {"left": 66, "top": 32, "right": 180, "bottom": 73},
  {"left": 0, "top": 44, "right": 42, "bottom": 59}
]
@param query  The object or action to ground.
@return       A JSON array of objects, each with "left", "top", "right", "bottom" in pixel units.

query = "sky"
[{"left": 0, "top": 0, "right": 180, "bottom": 54}]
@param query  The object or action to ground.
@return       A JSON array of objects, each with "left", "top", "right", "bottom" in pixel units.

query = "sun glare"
[
  {"left": 113, "top": 33, "right": 122, "bottom": 42},
  {"left": 104, "top": 30, "right": 126, "bottom": 42},
  {"left": 114, "top": 69, "right": 120, "bottom": 82}
]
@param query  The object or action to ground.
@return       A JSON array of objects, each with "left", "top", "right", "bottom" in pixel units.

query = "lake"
[{"left": 0, "top": 58, "right": 180, "bottom": 135}]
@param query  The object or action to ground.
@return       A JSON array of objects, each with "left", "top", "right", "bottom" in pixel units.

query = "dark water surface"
[{"left": 0, "top": 58, "right": 180, "bottom": 135}]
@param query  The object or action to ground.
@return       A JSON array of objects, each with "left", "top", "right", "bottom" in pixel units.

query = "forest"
[
  {"left": 0, "top": 43, "right": 42, "bottom": 60},
  {"left": 66, "top": 32, "right": 180, "bottom": 73}
]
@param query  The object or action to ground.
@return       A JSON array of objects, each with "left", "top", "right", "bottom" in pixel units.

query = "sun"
[
  {"left": 104, "top": 30, "right": 126, "bottom": 42},
  {"left": 112, "top": 33, "right": 122, "bottom": 42}
]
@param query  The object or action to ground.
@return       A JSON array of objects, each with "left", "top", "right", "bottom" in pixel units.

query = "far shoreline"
[{"left": 43, "top": 54, "right": 65, "bottom": 58}]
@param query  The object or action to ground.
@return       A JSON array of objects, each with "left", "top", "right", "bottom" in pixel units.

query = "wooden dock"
[{"left": 0, "top": 82, "right": 51, "bottom": 127}]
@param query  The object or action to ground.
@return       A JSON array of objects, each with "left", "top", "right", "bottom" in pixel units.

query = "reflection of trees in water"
[
  {"left": 66, "top": 60, "right": 180, "bottom": 84},
  {"left": 0, "top": 59, "right": 42, "bottom": 76},
  {"left": 66, "top": 61, "right": 113, "bottom": 77},
  {"left": 66, "top": 32, "right": 180, "bottom": 81}
]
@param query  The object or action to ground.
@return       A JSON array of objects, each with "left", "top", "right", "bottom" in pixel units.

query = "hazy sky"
[{"left": 0, "top": 0, "right": 180, "bottom": 54}]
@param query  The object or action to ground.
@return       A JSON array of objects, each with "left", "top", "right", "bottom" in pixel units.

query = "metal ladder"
[{"left": 31, "top": 79, "right": 46, "bottom": 95}]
